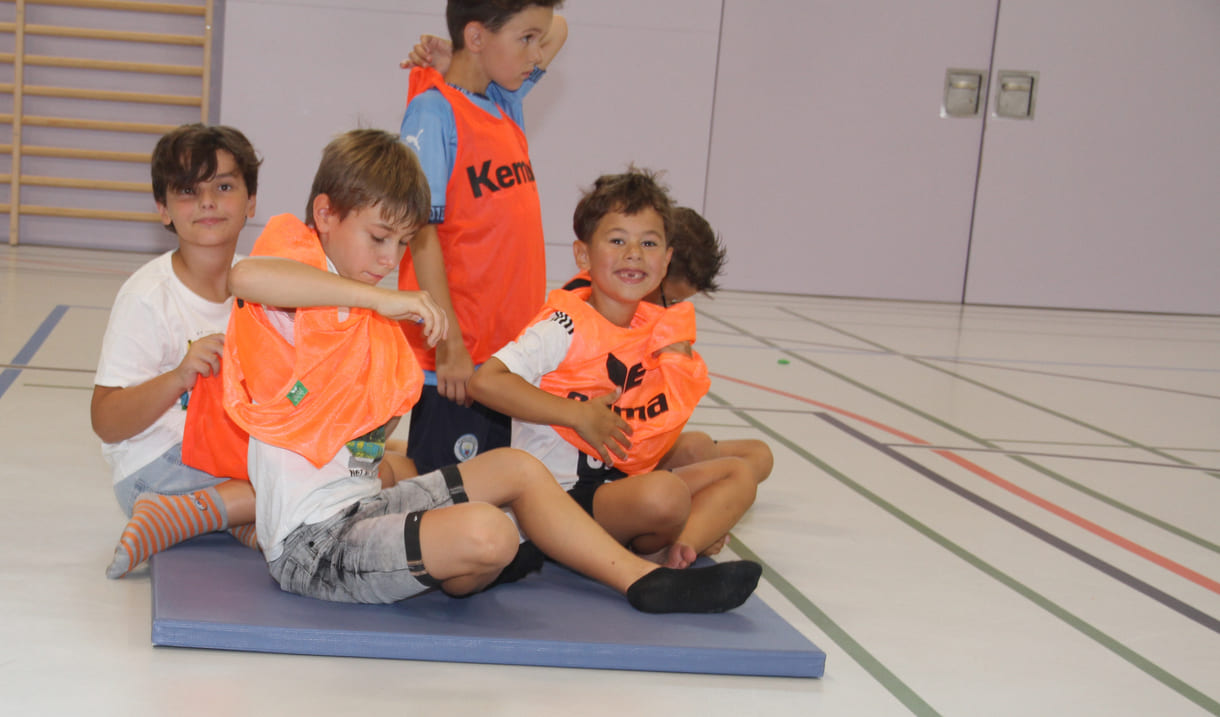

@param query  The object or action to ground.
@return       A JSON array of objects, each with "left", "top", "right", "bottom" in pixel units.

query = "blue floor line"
[{"left": 0, "top": 305, "right": 69, "bottom": 401}]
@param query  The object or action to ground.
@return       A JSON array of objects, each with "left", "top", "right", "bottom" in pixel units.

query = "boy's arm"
[
  {"left": 228, "top": 257, "right": 447, "bottom": 346},
  {"left": 536, "top": 14, "right": 567, "bottom": 70},
  {"left": 468, "top": 357, "right": 633, "bottom": 465},
  {"left": 90, "top": 334, "right": 224, "bottom": 443},
  {"left": 408, "top": 224, "right": 474, "bottom": 405}
]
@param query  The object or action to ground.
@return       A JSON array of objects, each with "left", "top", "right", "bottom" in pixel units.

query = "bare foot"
[
  {"left": 701, "top": 534, "right": 730, "bottom": 557},
  {"left": 639, "top": 542, "right": 697, "bottom": 569}
]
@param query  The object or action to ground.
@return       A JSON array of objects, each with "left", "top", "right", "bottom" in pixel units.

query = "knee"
[
  {"left": 457, "top": 504, "right": 519, "bottom": 572},
  {"left": 635, "top": 472, "right": 693, "bottom": 528},
  {"left": 743, "top": 440, "right": 774, "bottom": 484}
]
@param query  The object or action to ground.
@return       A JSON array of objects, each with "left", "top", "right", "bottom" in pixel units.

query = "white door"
[
  {"left": 705, "top": 1, "right": 1000, "bottom": 301},
  {"left": 965, "top": 0, "right": 1220, "bottom": 314}
]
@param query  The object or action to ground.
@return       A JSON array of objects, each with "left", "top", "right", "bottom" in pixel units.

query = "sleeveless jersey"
[
  {"left": 181, "top": 370, "right": 249, "bottom": 481},
  {"left": 223, "top": 214, "right": 424, "bottom": 468},
  {"left": 537, "top": 287, "right": 710, "bottom": 475},
  {"left": 398, "top": 67, "right": 546, "bottom": 368}
]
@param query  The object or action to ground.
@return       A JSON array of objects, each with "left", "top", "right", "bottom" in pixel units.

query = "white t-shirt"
[
  {"left": 244, "top": 260, "right": 382, "bottom": 561},
  {"left": 94, "top": 251, "right": 235, "bottom": 484},
  {"left": 492, "top": 312, "right": 619, "bottom": 491}
]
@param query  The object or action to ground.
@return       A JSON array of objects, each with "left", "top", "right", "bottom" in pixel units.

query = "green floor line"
[
  {"left": 730, "top": 535, "right": 941, "bottom": 717},
  {"left": 701, "top": 310, "right": 1220, "bottom": 556},
  {"left": 710, "top": 392, "right": 1220, "bottom": 715},
  {"left": 787, "top": 308, "right": 1220, "bottom": 483}
]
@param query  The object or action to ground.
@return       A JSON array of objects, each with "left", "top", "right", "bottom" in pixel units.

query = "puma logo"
[{"left": 404, "top": 129, "right": 424, "bottom": 154}]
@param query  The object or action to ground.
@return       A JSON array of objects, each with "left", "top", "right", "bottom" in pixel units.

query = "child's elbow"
[{"left": 227, "top": 259, "right": 256, "bottom": 298}]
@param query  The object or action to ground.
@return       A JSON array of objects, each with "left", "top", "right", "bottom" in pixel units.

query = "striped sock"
[
  {"left": 228, "top": 523, "right": 260, "bottom": 551},
  {"left": 106, "top": 489, "right": 228, "bottom": 579}
]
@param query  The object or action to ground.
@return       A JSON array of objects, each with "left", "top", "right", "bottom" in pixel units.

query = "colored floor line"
[
  {"left": 710, "top": 371, "right": 1220, "bottom": 596},
  {"left": 0, "top": 305, "right": 68, "bottom": 401},
  {"left": 781, "top": 308, "right": 1220, "bottom": 481},
  {"left": 700, "top": 310, "right": 1220, "bottom": 556},
  {"left": 706, "top": 391, "right": 1220, "bottom": 716},
  {"left": 729, "top": 537, "right": 943, "bottom": 717},
  {"left": 820, "top": 412, "right": 1220, "bottom": 633}
]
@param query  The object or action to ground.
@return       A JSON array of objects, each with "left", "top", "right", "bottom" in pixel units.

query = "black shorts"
[
  {"left": 566, "top": 466, "right": 626, "bottom": 516},
  {"left": 406, "top": 385, "right": 511, "bottom": 475}
]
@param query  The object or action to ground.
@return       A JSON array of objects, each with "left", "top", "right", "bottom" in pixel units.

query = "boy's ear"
[
  {"left": 155, "top": 202, "right": 173, "bottom": 228},
  {"left": 572, "top": 239, "right": 590, "bottom": 270},
  {"left": 245, "top": 193, "right": 257, "bottom": 219},
  {"left": 465, "top": 22, "right": 485, "bottom": 52},
  {"left": 312, "top": 194, "right": 335, "bottom": 230}
]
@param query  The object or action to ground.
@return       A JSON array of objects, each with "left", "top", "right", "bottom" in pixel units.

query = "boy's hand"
[
  {"left": 574, "top": 390, "right": 633, "bottom": 466},
  {"left": 373, "top": 289, "right": 448, "bottom": 347},
  {"left": 174, "top": 333, "right": 225, "bottom": 387},
  {"left": 399, "top": 34, "right": 453, "bottom": 74},
  {"left": 435, "top": 337, "right": 475, "bottom": 407}
]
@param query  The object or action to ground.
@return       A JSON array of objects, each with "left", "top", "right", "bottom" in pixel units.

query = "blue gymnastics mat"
[{"left": 150, "top": 533, "right": 825, "bottom": 678}]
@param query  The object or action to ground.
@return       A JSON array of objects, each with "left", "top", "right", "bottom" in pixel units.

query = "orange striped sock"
[
  {"left": 106, "top": 489, "right": 228, "bottom": 579},
  {"left": 227, "top": 523, "right": 260, "bottom": 551}
]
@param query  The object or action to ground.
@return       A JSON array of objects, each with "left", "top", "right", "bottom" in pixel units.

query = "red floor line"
[{"left": 710, "top": 371, "right": 1220, "bottom": 596}]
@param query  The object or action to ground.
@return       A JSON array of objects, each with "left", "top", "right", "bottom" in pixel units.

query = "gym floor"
[{"left": 2, "top": 244, "right": 1217, "bottom": 716}]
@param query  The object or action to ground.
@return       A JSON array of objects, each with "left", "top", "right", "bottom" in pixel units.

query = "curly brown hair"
[
  {"left": 572, "top": 166, "right": 673, "bottom": 245},
  {"left": 667, "top": 206, "right": 726, "bottom": 293}
]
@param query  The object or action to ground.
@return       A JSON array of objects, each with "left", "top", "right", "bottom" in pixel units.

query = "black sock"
[{"left": 626, "top": 560, "right": 762, "bottom": 614}]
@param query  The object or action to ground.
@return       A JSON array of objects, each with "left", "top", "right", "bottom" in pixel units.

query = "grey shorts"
[
  {"left": 113, "top": 443, "right": 226, "bottom": 518},
  {"left": 267, "top": 465, "right": 468, "bottom": 604}
]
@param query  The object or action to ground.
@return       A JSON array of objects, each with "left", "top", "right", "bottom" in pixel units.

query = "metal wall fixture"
[
  {"left": 995, "top": 70, "right": 1038, "bottom": 119},
  {"left": 943, "top": 69, "right": 985, "bottom": 117}
]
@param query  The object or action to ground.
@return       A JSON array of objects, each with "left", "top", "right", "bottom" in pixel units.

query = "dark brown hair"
[
  {"left": 572, "top": 166, "right": 673, "bottom": 244},
  {"left": 305, "top": 129, "right": 430, "bottom": 230},
  {"left": 150, "top": 123, "right": 260, "bottom": 233},
  {"left": 668, "top": 206, "right": 726, "bottom": 293},
  {"left": 447, "top": 0, "right": 564, "bottom": 50}
]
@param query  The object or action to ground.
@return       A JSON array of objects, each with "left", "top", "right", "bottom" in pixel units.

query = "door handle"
[
  {"left": 943, "top": 69, "right": 985, "bottom": 117},
  {"left": 995, "top": 71, "right": 1038, "bottom": 119}
]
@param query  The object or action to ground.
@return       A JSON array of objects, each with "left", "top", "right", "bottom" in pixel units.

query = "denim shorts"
[
  {"left": 112, "top": 443, "right": 226, "bottom": 518},
  {"left": 266, "top": 465, "right": 467, "bottom": 604}
]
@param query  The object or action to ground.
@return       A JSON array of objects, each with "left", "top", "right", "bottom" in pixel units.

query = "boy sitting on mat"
[
  {"left": 468, "top": 168, "right": 760, "bottom": 570},
  {"left": 93, "top": 123, "right": 261, "bottom": 579},
  {"left": 220, "top": 128, "right": 761, "bottom": 611},
  {"left": 562, "top": 206, "right": 775, "bottom": 494}
]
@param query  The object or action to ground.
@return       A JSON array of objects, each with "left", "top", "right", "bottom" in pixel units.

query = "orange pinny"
[
  {"left": 397, "top": 67, "right": 546, "bottom": 368},
  {"left": 222, "top": 214, "right": 424, "bottom": 468},
  {"left": 538, "top": 287, "right": 710, "bottom": 475},
  {"left": 181, "top": 371, "right": 249, "bottom": 481}
]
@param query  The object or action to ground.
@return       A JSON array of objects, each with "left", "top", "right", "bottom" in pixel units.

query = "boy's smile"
[
  {"left": 575, "top": 207, "right": 672, "bottom": 327},
  {"left": 157, "top": 150, "right": 256, "bottom": 248}
]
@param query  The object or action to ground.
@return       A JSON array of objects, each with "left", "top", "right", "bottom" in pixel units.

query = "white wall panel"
[
  {"left": 219, "top": 1, "right": 720, "bottom": 283},
  {"left": 966, "top": 0, "right": 1220, "bottom": 314},
  {"left": 705, "top": 1, "right": 998, "bottom": 301}
]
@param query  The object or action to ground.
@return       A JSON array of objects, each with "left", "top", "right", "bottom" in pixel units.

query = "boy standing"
[
  {"left": 469, "top": 170, "right": 759, "bottom": 568},
  {"left": 397, "top": 1, "right": 567, "bottom": 475},
  {"left": 92, "top": 123, "right": 260, "bottom": 578},
  {"left": 222, "top": 129, "right": 760, "bottom": 612}
]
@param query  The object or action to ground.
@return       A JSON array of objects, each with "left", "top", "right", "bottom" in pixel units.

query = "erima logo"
[
  {"left": 550, "top": 311, "right": 574, "bottom": 334},
  {"left": 566, "top": 352, "right": 670, "bottom": 422},
  {"left": 403, "top": 129, "right": 424, "bottom": 154},
  {"left": 466, "top": 159, "right": 536, "bottom": 198}
]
